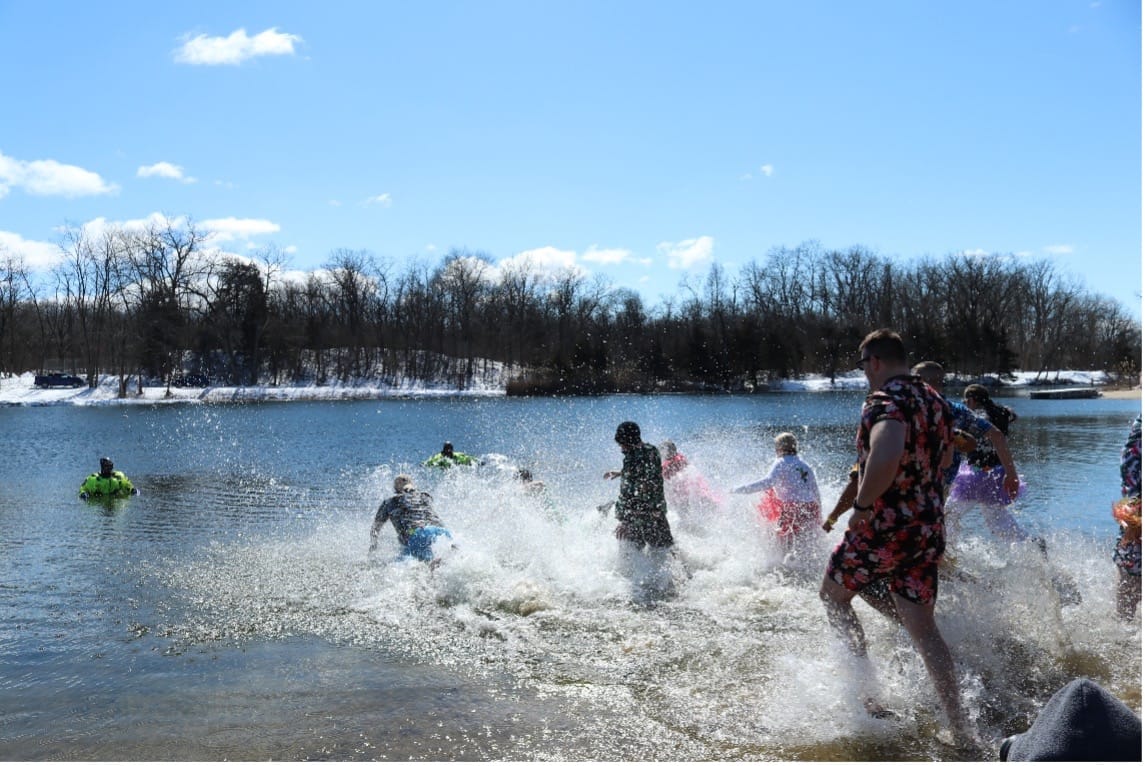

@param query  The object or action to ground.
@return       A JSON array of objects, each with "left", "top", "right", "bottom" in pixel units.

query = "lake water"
[{"left": 1, "top": 392, "right": 1140, "bottom": 760}]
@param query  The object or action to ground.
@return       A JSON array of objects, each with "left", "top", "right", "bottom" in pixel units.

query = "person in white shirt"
[{"left": 733, "top": 432, "right": 822, "bottom": 550}]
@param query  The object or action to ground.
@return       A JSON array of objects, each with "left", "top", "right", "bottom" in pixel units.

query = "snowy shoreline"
[{"left": 0, "top": 369, "right": 1130, "bottom": 406}]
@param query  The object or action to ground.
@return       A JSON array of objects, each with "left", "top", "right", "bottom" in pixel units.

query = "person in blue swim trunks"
[{"left": 370, "top": 474, "right": 453, "bottom": 562}]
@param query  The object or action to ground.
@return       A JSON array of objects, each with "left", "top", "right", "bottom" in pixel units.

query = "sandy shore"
[{"left": 1101, "top": 386, "right": 1142, "bottom": 400}]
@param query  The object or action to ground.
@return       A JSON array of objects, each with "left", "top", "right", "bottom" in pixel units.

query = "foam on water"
[{"left": 143, "top": 447, "right": 1141, "bottom": 760}]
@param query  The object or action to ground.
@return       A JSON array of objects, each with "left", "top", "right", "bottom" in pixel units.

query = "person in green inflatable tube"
[
  {"left": 79, "top": 457, "right": 139, "bottom": 500},
  {"left": 422, "top": 441, "right": 479, "bottom": 468}
]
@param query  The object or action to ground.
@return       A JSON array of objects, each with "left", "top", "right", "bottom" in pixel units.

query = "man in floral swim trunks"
[{"left": 819, "top": 329, "right": 973, "bottom": 742}]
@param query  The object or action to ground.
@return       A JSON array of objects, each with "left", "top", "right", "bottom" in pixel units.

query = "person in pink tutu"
[{"left": 732, "top": 432, "right": 822, "bottom": 551}]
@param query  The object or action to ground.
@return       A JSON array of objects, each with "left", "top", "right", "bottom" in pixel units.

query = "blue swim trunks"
[{"left": 403, "top": 526, "right": 453, "bottom": 561}]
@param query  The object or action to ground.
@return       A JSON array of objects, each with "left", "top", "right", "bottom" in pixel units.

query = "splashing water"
[{"left": 147, "top": 447, "right": 1139, "bottom": 761}]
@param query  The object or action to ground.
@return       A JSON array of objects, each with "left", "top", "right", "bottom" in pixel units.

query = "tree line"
[{"left": 0, "top": 216, "right": 1139, "bottom": 395}]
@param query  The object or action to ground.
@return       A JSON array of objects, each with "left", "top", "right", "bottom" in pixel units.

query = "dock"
[{"left": 1028, "top": 387, "right": 1102, "bottom": 400}]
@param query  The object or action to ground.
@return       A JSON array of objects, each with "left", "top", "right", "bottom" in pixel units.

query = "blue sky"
[{"left": 0, "top": 1, "right": 1140, "bottom": 316}]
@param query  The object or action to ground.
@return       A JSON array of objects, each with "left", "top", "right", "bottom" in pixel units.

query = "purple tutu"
[{"left": 948, "top": 463, "right": 1027, "bottom": 505}]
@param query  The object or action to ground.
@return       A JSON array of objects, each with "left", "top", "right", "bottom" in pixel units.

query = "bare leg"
[
  {"left": 856, "top": 580, "right": 900, "bottom": 623},
  {"left": 1116, "top": 570, "right": 1141, "bottom": 621},
  {"left": 892, "top": 594, "right": 972, "bottom": 736},
  {"left": 980, "top": 502, "right": 1029, "bottom": 541},
  {"left": 820, "top": 574, "right": 867, "bottom": 657}
]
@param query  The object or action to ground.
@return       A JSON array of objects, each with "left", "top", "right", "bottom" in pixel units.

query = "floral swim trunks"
[
  {"left": 826, "top": 516, "right": 945, "bottom": 605},
  {"left": 1113, "top": 537, "right": 1142, "bottom": 578}
]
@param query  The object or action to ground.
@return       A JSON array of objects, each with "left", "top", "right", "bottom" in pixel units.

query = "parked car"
[{"left": 34, "top": 372, "right": 84, "bottom": 388}]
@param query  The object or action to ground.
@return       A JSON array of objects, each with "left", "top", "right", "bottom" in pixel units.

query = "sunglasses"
[{"left": 855, "top": 355, "right": 874, "bottom": 370}]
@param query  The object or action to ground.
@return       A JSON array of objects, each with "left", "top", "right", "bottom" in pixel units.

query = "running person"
[
  {"left": 913, "top": 363, "right": 1024, "bottom": 540},
  {"left": 819, "top": 329, "right": 972, "bottom": 743},
  {"left": 605, "top": 421, "right": 675, "bottom": 596},
  {"left": 1114, "top": 414, "right": 1141, "bottom": 620},
  {"left": 733, "top": 432, "right": 822, "bottom": 551}
]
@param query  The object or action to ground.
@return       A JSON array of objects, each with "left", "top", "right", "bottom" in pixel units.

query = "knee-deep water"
[{"left": 0, "top": 392, "right": 1139, "bottom": 760}]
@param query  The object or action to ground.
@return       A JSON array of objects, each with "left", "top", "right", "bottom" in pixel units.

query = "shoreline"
[
  {"left": 1100, "top": 386, "right": 1142, "bottom": 400},
  {"left": 1, "top": 371, "right": 1138, "bottom": 406}
]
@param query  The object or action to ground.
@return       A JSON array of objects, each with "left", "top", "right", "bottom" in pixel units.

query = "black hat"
[
  {"left": 1000, "top": 678, "right": 1141, "bottom": 761},
  {"left": 615, "top": 421, "right": 642, "bottom": 446}
]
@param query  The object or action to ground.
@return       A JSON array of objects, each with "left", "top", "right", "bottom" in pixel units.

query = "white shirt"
[{"left": 733, "top": 454, "right": 821, "bottom": 505}]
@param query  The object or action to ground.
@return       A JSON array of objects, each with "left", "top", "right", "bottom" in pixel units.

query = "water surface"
[{"left": 1, "top": 392, "right": 1140, "bottom": 760}]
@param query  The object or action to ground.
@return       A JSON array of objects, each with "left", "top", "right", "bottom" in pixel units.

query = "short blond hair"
[{"left": 393, "top": 474, "right": 415, "bottom": 493}]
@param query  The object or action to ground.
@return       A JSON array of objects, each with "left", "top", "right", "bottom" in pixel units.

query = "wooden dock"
[{"left": 1028, "top": 387, "right": 1102, "bottom": 400}]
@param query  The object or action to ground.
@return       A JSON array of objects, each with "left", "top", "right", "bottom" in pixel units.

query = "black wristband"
[{"left": 852, "top": 501, "right": 874, "bottom": 512}]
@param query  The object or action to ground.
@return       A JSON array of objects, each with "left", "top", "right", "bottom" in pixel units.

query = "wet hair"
[
  {"left": 964, "top": 384, "right": 1016, "bottom": 435},
  {"left": 99, "top": 457, "right": 114, "bottom": 471},
  {"left": 393, "top": 474, "right": 415, "bottom": 493},
  {"left": 441, "top": 442, "right": 454, "bottom": 454},
  {"left": 615, "top": 421, "right": 642, "bottom": 446},
  {"left": 859, "top": 328, "right": 907, "bottom": 364},
  {"left": 660, "top": 440, "right": 678, "bottom": 459}
]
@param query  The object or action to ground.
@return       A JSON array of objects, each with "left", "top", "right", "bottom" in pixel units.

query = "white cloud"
[
  {"left": 658, "top": 236, "right": 715, "bottom": 270},
  {"left": 959, "top": 248, "right": 990, "bottom": 257},
  {"left": 174, "top": 27, "right": 302, "bottom": 66},
  {"left": 137, "top": 162, "right": 195, "bottom": 184},
  {"left": 364, "top": 193, "right": 392, "bottom": 207},
  {"left": 0, "top": 151, "right": 117, "bottom": 198},
  {"left": 1044, "top": 244, "right": 1074, "bottom": 255},
  {"left": 0, "top": 230, "right": 62, "bottom": 270},
  {"left": 760, "top": 164, "right": 775, "bottom": 177},
  {"left": 503, "top": 246, "right": 580, "bottom": 272},
  {"left": 74, "top": 212, "right": 186, "bottom": 238},
  {"left": 201, "top": 217, "right": 281, "bottom": 242},
  {"left": 494, "top": 246, "right": 589, "bottom": 283},
  {"left": 582, "top": 245, "right": 632, "bottom": 265}
]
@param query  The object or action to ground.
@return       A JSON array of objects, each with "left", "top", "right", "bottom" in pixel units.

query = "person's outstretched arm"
[
  {"left": 822, "top": 473, "right": 858, "bottom": 531},
  {"left": 986, "top": 427, "right": 1020, "bottom": 499}
]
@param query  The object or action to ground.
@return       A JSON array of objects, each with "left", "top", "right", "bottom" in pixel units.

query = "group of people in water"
[
  {"left": 356, "top": 327, "right": 1141, "bottom": 754},
  {"left": 78, "top": 326, "right": 1140, "bottom": 756}
]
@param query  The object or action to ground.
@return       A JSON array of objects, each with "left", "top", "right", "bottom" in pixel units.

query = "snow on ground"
[
  {"left": 0, "top": 369, "right": 1118, "bottom": 406},
  {"left": 0, "top": 372, "right": 505, "bottom": 406}
]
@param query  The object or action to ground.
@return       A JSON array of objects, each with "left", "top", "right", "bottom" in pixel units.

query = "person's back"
[
  {"left": 79, "top": 457, "right": 137, "bottom": 499},
  {"left": 763, "top": 454, "right": 820, "bottom": 504},
  {"left": 371, "top": 475, "right": 452, "bottom": 563},
  {"left": 377, "top": 489, "right": 443, "bottom": 546},
  {"left": 863, "top": 375, "right": 950, "bottom": 523},
  {"left": 616, "top": 442, "right": 668, "bottom": 525}
]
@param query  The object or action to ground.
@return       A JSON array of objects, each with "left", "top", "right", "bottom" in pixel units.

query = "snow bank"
[
  {"left": 0, "top": 372, "right": 505, "bottom": 406},
  {"left": 0, "top": 368, "right": 1115, "bottom": 406}
]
